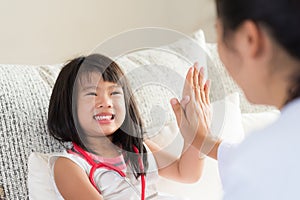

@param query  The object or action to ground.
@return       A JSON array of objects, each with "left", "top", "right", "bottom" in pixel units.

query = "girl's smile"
[{"left": 94, "top": 112, "right": 115, "bottom": 124}]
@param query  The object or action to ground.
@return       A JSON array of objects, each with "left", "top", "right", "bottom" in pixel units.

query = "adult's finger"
[
  {"left": 192, "top": 64, "right": 201, "bottom": 104},
  {"left": 182, "top": 67, "right": 194, "bottom": 100},
  {"left": 204, "top": 79, "right": 211, "bottom": 105},
  {"left": 198, "top": 67, "right": 206, "bottom": 104}
]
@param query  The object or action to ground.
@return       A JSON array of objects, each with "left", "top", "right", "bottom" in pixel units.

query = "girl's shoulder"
[{"left": 48, "top": 149, "right": 90, "bottom": 172}]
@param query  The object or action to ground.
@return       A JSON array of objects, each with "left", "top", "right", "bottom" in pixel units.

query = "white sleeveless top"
[{"left": 48, "top": 148, "right": 184, "bottom": 200}]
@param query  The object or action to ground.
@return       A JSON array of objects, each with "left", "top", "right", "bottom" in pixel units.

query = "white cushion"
[
  {"left": 28, "top": 153, "right": 56, "bottom": 200},
  {"left": 211, "top": 92, "right": 244, "bottom": 143},
  {"left": 242, "top": 110, "right": 280, "bottom": 135}
]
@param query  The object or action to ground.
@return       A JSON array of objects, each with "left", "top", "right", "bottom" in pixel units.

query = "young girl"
[{"left": 47, "top": 54, "right": 206, "bottom": 199}]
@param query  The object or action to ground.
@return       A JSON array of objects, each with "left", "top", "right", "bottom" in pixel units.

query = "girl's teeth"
[{"left": 95, "top": 115, "right": 111, "bottom": 120}]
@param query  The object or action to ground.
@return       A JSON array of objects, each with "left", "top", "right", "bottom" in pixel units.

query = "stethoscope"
[{"left": 69, "top": 142, "right": 146, "bottom": 200}]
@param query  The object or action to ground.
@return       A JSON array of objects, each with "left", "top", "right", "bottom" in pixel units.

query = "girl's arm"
[
  {"left": 54, "top": 157, "right": 103, "bottom": 200},
  {"left": 145, "top": 139, "right": 205, "bottom": 183}
]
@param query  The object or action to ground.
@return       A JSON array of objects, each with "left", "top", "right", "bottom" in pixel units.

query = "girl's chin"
[{"left": 97, "top": 128, "right": 118, "bottom": 137}]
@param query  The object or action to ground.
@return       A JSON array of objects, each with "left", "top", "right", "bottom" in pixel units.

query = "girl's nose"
[{"left": 95, "top": 95, "right": 112, "bottom": 108}]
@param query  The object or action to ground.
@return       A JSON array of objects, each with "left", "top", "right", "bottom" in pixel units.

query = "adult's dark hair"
[
  {"left": 216, "top": 0, "right": 300, "bottom": 103},
  {"left": 48, "top": 54, "right": 148, "bottom": 178}
]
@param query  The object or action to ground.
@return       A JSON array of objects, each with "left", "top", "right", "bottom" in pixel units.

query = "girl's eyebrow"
[
  {"left": 81, "top": 86, "right": 98, "bottom": 91},
  {"left": 81, "top": 84, "right": 122, "bottom": 91},
  {"left": 109, "top": 85, "right": 122, "bottom": 89}
]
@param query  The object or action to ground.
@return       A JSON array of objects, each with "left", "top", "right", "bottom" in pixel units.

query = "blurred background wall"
[{"left": 0, "top": 0, "right": 216, "bottom": 64}]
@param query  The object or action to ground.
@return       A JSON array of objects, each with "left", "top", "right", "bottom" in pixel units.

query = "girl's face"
[{"left": 76, "top": 72, "right": 126, "bottom": 139}]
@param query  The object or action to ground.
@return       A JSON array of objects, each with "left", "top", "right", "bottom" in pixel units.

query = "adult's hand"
[{"left": 171, "top": 63, "right": 220, "bottom": 159}]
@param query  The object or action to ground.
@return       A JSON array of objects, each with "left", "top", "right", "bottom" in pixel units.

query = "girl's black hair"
[
  {"left": 48, "top": 54, "right": 148, "bottom": 178},
  {"left": 216, "top": 0, "right": 300, "bottom": 103}
]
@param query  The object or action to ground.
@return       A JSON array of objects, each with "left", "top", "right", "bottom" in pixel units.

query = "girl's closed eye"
[
  {"left": 111, "top": 90, "right": 123, "bottom": 95},
  {"left": 110, "top": 85, "right": 123, "bottom": 96},
  {"left": 86, "top": 92, "right": 97, "bottom": 96}
]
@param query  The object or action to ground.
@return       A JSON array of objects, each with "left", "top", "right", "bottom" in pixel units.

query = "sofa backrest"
[{"left": 0, "top": 64, "right": 65, "bottom": 199}]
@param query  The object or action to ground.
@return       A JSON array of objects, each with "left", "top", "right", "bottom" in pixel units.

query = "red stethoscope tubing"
[
  {"left": 72, "top": 143, "right": 145, "bottom": 200},
  {"left": 133, "top": 145, "right": 145, "bottom": 200}
]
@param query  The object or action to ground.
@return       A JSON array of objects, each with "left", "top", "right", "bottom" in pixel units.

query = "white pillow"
[
  {"left": 28, "top": 152, "right": 56, "bottom": 200},
  {"left": 210, "top": 92, "right": 244, "bottom": 143},
  {"left": 242, "top": 110, "right": 280, "bottom": 135}
]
